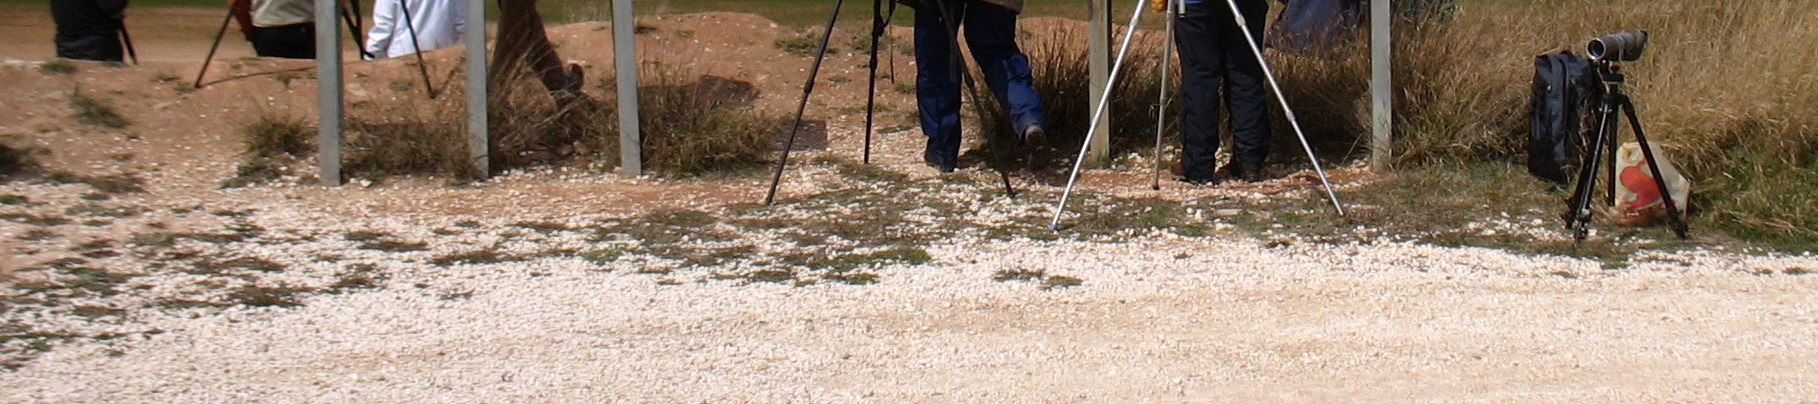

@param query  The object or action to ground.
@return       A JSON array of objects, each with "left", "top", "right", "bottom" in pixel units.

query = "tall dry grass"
[
  {"left": 1388, "top": 0, "right": 1816, "bottom": 242},
  {"left": 1022, "top": 22, "right": 1172, "bottom": 158},
  {"left": 1016, "top": 0, "right": 1811, "bottom": 242},
  {"left": 347, "top": 53, "right": 783, "bottom": 179}
]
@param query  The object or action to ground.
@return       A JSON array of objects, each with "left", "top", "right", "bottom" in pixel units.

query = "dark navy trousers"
[
  {"left": 914, "top": 0, "right": 1046, "bottom": 166},
  {"left": 1176, "top": 0, "right": 1272, "bottom": 181}
]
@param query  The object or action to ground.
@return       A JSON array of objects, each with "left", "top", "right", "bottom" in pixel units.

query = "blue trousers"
[
  {"left": 914, "top": 0, "right": 1046, "bottom": 166},
  {"left": 1177, "top": 0, "right": 1271, "bottom": 181}
]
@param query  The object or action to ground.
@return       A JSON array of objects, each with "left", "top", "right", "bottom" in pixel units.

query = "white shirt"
[
  {"left": 364, "top": 0, "right": 464, "bottom": 60},
  {"left": 252, "top": 0, "right": 314, "bottom": 27}
]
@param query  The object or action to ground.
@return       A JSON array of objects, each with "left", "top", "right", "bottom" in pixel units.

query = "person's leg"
[
  {"left": 1174, "top": 1, "right": 1227, "bottom": 182},
  {"left": 915, "top": 1, "right": 964, "bottom": 168},
  {"left": 960, "top": 0, "right": 1044, "bottom": 135},
  {"left": 1221, "top": 0, "right": 1271, "bottom": 170}
]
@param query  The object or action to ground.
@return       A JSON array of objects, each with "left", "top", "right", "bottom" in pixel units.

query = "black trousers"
[
  {"left": 251, "top": 23, "right": 316, "bottom": 59},
  {"left": 1176, "top": 0, "right": 1270, "bottom": 181},
  {"left": 55, "top": 33, "right": 123, "bottom": 62}
]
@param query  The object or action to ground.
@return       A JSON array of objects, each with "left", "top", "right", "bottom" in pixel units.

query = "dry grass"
[
  {"left": 240, "top": 112, "right": 315, "bottom": 158},
  {"left": 487, "top": 61, "right": 615, "bottom": 172},
  {"left": 342, "top": 80, "right": 478, "bottom": 179},
  {"left": 1008, "top": 0, "right": 1810, "bottom": 243},
  {"left": 68, "top": 87, "right": 127, "bottom": 129},
  {"left": 634, "top": 64, "right": 782, "bottom": 174},
  {"left": 1381, "top": 0, "right": 1816, "bottom": 243},
  {"left": 0, "top": 142, "right": 35, "bottom": 178},
  {"left": 1022, "top": 22, "right": 1171, "bottom": 158}
]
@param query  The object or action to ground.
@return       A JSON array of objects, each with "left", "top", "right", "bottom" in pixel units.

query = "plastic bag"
[{"left": 1608, "top": 141, "right": 1690, "bottom": 226}]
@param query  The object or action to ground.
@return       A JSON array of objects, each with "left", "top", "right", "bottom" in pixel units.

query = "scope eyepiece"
[{"left": 1588, "top": 31, "right": 1649, "bottom": 62}]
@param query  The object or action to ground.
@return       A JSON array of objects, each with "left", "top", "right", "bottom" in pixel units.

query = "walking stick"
[
  {"left": 862, "top": 0, "right": 886, "bottom": 164},
  {"left": 194, "top": 5, "right": 236, "bottom": 88},
  {"left": 396, "top": 0, "right": 439, "bottom": 98},
  {"left": 763, "top": 0, "right": 846, "bottom": 205},
  {"left": 939, "top": 1, "right": 1015, "bottom": 198},
  {"left": 119, "top": 22, "right": 139, "bottom": 65}
]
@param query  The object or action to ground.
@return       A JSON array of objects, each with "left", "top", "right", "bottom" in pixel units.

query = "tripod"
[
  {"left": 194, "top": 0, "right": 376, "bottom": 88},
  {"left": 1563, "top": 62, "right": 1689, "bottom": 242},
  {"left": 763, "top": 0, "right": 1018, "bottom": 205},
  {"left": 1049, "top": 0, "right": 1344, "bottom": 230}
]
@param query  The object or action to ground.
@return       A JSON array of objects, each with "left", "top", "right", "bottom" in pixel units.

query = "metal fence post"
[
  {"left": 1370, "top": 0, "right": 1392, "bottom": 170},
  {"left": 612, "top": 0, "right": 641, "bottom": 178},
  {"left": 466, "top": 0, "right": 488, "bottom": 178},
  {"left": 316, "top": 0, "right": 342, "bottom": 186}
]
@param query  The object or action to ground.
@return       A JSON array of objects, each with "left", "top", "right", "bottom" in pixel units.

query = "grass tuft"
[
  {"left": 68, "top": 87, "right": 128, "bottom": 129},
  {"left": 39, "top": 59, "right": 76, "bottom": 75},
  {"left": 241, "top": 111, "right": 315, "bottom": 158}
]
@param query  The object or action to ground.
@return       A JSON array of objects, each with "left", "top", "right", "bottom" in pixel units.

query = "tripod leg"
[
  {"left": 194, "top": 7, "right": 236, "bottom": 88},
  {"left": 1567, "top": 102, "right": 1618, "bottom": 241},
  {"left": 119, "top": 23, "right": 139, "bottom": 65},
  {"left": 762, "top": 0, "right": 846, "bottom": 205},
  {"left": 1620, "top": 97, "right": 1689, "bottom": 239},
  {"left": 1050, "top": 1, "right": 1146, "bottom": 231},
  {"left": 342, "top": 5, "right": 375, "bottom": 60},
  {"left": 863, "top": 0, "right": 884, "bottom": 164},
  {"left": 1221, "top": 0, "right": 1343, "bottom": 216},
  {"left": 1151, "top": 0, "right": 1177, "bottom": 191},
  {"left": 1605, "top": 105, "right": 1617, "bottom": 205},
  {"left": 397, "top": 0, "right": 439, "bottom": 98}
]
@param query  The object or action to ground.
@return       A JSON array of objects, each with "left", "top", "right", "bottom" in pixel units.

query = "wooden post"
[
  {"left": 1370, "top": 0, "right": 1392, "bottom": 170},
  {"left": 612, "top": 0, "right": 642, "bottom": 178},
  {"left": 315, "top": 0, "right": 342, "bottom": 186},
  {"left": 465, "top": 0, "right": 488, "bottom": 178},
  {"left": 1086, "top": 0, "right": 1112, "bottom": 167}
]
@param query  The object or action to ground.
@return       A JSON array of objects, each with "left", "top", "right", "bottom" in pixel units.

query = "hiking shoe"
[
  {"left": 1021, "top": 124, "right": 1047, "bottom": 149},
  {"left": 1213, "top": 163, "right": 1264, "bottom": 183},
  {"left": 923, "top": 150, "right": 955, "bottom": 173}
]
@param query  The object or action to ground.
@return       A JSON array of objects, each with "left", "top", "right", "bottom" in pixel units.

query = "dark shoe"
[
  {"left": 923, "top": 150, "right": 955, "bottom": 173},
  {"left": 1021, "top": 124, "right": 1046, "bottom": 149},
  {"left": 1213, "top": 163, "right": 1264, "bottom": 183},
  {"left": 1169, "top": 161, "right": 1187, "bottom": 181}
]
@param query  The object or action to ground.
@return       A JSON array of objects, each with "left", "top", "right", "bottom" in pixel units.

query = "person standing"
[
  {"left": 911, "top": 0, "right": 1046, "bottom": 173},
  {"left": 49, "top": 0, "right": 128, "bottom": 62},
  {"left": 1174, "top": 0, "right": 1271, "bottom": 184},
  {"left": 246, "top": 0, "right": 317, "bottom": 59},
  {"left": 364, "top": 0, "right": 464, "bottom": 60}
]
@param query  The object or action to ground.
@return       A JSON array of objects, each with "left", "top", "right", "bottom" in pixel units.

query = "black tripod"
[
  {"left": 763, "top": 0, "right": 1017, "bottom": 205},
  {"left": 1563, "top": 62, "right": 1689, "bottom": 243}
]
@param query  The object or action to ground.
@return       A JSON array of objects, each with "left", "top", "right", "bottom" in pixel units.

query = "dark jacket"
[{"left": 51, "top": 0, "right": 128, "bottom": 60}]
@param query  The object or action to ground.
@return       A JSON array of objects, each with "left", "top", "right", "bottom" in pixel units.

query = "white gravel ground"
[{"left": 4, "top": 163, "right": 1818, "bottom": 401}]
